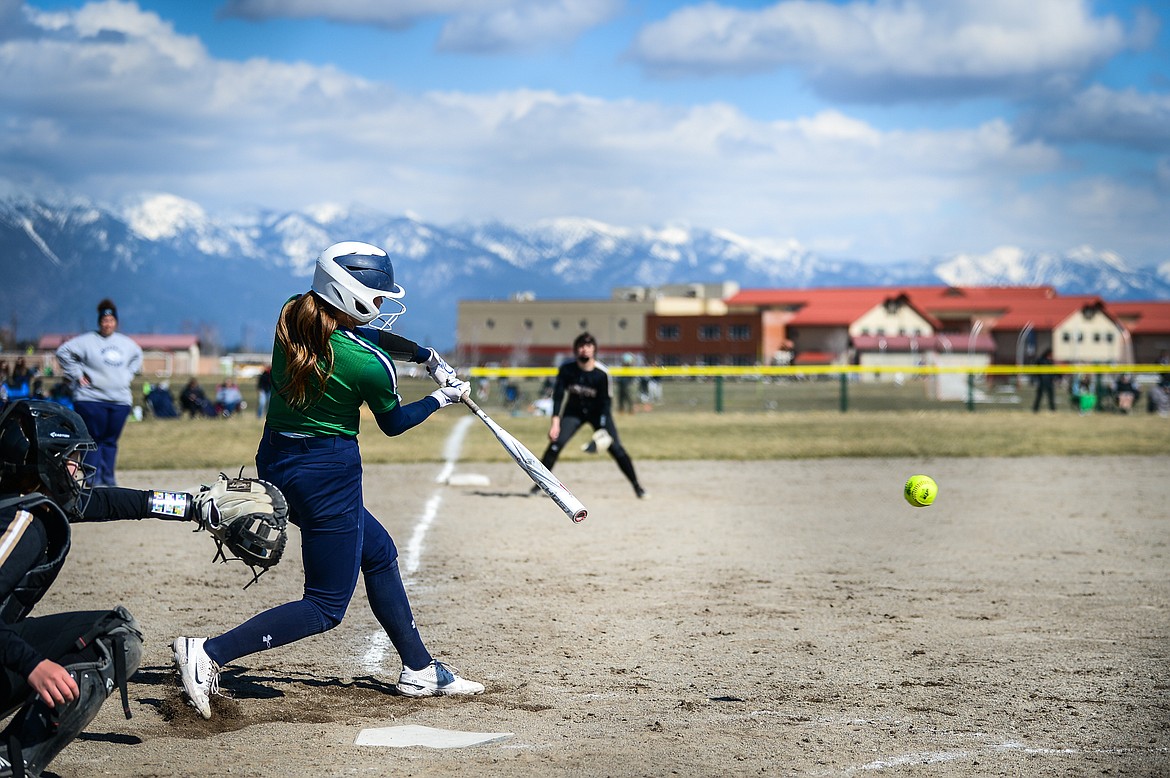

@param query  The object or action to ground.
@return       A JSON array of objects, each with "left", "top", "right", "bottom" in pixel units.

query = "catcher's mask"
[
  {"left": 311, "top": 241, "right": 406, "bottom": 331},
  {"left": 0, "top": 400, "right": 96, "bottom": 519}
]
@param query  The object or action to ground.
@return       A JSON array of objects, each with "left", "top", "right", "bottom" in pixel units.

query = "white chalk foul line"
[
  {"left": 364, "top": 414, "right": 474, "bottom": 674},
  {"left": 404, "top": 415, "right": 474, "bottom": 577}
]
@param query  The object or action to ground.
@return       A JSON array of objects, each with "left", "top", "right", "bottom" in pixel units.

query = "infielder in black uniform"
[{"left": 536, "top": 332, "right": 646, "bottom": 498}]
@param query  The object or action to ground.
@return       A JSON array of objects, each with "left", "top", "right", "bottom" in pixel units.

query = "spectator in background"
[
  {"left": 256, "top": 365, "right": 272, "bottom": 419},
  {"left": 49, "top": 378, "right": 74, "bottom": 410},
  {"left": 146, "top": 381, "right": 179, "bottom": 418},
  {"left": 215, "top": 380, "right": 243, "bottom": 417},
  {"left": 1032, "top": 348, "right": 1056, "bottom": 413},
  {"left": 1150, "top": 385, "right": 1170, "bottom": 417},
  {"left": 616, "top": 353, "right": 635, "bottom": 414},
  {"left": 8, "top": 358, "right": 33, "bottom": 399},
  {"left": 180, "top": 378, "right": 212, "bottom": 418},
  {"left": 1113, "top": 374, "right": 1140, "bottom": 414},
  {"left": 1073, "top": 375, "right": 1096, "bottom": 415},
  {"left": 3, "top": 360, "right": 31, "bottom": 402},
  {"left": 54, "top": 299, "right": 143, "bottom": 486}
]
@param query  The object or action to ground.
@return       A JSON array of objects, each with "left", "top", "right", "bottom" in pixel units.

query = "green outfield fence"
[{"left": 466, "top": 363, "right": 1170, "bottom": 414}]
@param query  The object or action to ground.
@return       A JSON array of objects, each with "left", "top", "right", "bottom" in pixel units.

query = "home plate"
[
  {"left": 355, "top": 724, "right": 513, "bottom": 749},
  {"left": 446, "top": 473, "right": 491, "bottom": 487}
]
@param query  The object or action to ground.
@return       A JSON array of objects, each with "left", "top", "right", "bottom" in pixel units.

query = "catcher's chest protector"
[{"left": 0, "top": 494, "right": 71, "bottom": 624}]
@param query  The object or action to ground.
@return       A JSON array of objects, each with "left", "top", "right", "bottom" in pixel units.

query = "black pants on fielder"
[{"left": 538, "top": 414, "right": 643, "bottom": 495}]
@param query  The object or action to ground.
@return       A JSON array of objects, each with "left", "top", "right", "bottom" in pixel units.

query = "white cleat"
[
  {"left": 397, "top": 660, "right": 484, "bottom": 697},
  {"left": 172, "top": 636, "right": 220, "bottom": 719}
]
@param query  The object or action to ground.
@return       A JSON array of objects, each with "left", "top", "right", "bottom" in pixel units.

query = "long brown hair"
[{"left": 274, "top": 293, "right": 356, "bottom": 409}]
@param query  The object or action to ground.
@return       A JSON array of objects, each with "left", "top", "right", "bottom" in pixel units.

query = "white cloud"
[
  {"left": 1, "top": 0, "right": 1166, "bottom": 266},
  {"left": 629, "top": 0, "right": 1131, "bottom": 101},
  {"left": 1018, "top": 85, "right": 1170, "bottom": 153},
  {"left": 437, "top": 0, "right": 622, "bottom": 53},
  {"left": 220, "top": 0, "right": 513, "bottom": 28},
  {"left": 220, "top": 0, "right": 618, "bottom": 48}
]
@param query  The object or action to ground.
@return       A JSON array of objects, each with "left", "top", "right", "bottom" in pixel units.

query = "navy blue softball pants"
[{"left": 204, "top": 431, "right": 432, "bottom": 671}]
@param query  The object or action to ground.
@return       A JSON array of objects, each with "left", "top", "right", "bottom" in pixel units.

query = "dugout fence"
[{"left": 466, "top": 364, "right": 1170, "bottom": 415}]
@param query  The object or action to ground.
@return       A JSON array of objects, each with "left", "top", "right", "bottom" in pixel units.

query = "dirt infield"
[{"left": 41, "top": 456, "right": 1170, "bottom": 777}]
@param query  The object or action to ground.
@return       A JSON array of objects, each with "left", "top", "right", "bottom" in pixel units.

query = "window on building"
[
  {"left": 551, "top": 319, "right": 560, "bottom": 329},
  {"left": 658, "top": 324, "right": 680, "bottom": 341},
  {"left": 1106, "top": 332, "right": 1114, "bottom": 342},
  {"left": 660, "top": 354, "right": 681, "bottom": 366},
  {"left": 618, "top": 318, "right": 627, "bottom": 329},
  {"left": 731, "top": 354, "right": 754, "bottom": 366},
  {"left": 729, "top": 325, "right": 751, "bottom": 341},
  {"left": 524, "top": 319, "right": 533, "bottom": 330},
  {"left": 699, "top": 325, "right": 721, "bottom": 341},
  {"left": 486, "top": 319, "right": 495, "bottom": 329},
  {"left": 1093, "top": 332, "right": 1101, "bottom": 342},
  {"left": 579, "top": 319, "right": 588, "bottom": 329},
  {"left": 700, "top": 354, "right": 722, "bottom": 366},
  {"left": 1062, "top": 332, "right": 1070, "bottom": 342}
]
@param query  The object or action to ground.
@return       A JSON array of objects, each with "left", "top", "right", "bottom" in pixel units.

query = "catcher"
[{"left": 0, "top": 399, "right": 287, "bottom": 777}]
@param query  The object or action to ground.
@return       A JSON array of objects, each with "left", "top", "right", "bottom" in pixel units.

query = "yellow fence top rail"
[{"left": 468, "top": 363, "right": 1170, "bottom": 378}]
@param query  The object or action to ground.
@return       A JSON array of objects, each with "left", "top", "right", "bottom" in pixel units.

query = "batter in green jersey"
[{"left": 172, "top": 241, "right": 483, "bottom": 721}]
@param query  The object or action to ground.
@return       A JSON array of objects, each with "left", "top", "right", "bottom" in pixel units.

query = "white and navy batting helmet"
[{"left": 311, "top": 241, "right": 406, "bottom": 330}]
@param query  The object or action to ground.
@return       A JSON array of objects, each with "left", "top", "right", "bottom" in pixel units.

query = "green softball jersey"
[{"left": 264, "top": 327, "right": 401, "bottom": 437}]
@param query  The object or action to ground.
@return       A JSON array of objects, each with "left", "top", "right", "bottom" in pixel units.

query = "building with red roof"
[
  {"left": 1107, "top": 302, "right": 1170, "bottom": 363},
  {"left": 457, "top": 283, "right": 1161, "bottom": 369}
]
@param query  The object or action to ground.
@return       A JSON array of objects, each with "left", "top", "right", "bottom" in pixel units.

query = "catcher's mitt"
[{"left": 192, "top": 473, "right": 288, "bottom": 588}]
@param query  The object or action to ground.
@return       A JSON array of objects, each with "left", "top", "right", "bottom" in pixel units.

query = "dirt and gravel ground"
[{"left": 39, "top": 455, "right": 1170, "bottom": 777}]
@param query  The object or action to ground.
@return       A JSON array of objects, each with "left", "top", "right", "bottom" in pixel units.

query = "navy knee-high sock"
[{"left": 365, "top": 560, "right": 432, "bottom": 671}]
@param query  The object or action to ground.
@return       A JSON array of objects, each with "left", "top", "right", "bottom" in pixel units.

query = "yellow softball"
[{"left": 904, "top": 474, "right": 938, "bottom": 507}]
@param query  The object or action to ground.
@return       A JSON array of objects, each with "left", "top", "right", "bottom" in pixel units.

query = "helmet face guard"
[
  {"left": 0, "top": 400, "right": 96, "bottom": 519},
  {"left": 311, "top": 241, "right": 407, "bottom": 331}
]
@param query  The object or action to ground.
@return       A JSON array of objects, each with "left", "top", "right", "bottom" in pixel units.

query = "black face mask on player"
[{"left": 0, "top": 400, "right": 97, "bottom": 520}]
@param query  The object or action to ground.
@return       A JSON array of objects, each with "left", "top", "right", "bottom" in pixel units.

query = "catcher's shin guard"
[{"left": 2, "top": 606, "right": 143, "bottom": 778}]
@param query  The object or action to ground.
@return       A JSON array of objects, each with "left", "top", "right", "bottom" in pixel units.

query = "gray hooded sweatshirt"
[{"left": 56, "top": 331, "right": 143, "bottom": 405}]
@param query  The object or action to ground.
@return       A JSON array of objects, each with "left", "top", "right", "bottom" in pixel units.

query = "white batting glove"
[
  {"left": 425, "top": 349, "right": 459, "bottom": 388},
  {"left": 430, "top": 379, "right": 470, "bottom": 408}
]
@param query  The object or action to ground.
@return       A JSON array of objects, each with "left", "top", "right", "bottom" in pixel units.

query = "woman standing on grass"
[
  {"left": 172, "top": 241, "right": 483, "bottom": 719},
  {"left": 55, "top": 299, "right": 142, "bottom": 486}
]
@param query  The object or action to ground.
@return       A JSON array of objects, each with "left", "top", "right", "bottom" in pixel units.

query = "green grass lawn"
[{"left": 119, "top": 374, "right": 1170, "bottom": 470}]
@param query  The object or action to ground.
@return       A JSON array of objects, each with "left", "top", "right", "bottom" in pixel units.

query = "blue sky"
[{"left": 3, "top": 0, "right": 1168, "bottom": 267}]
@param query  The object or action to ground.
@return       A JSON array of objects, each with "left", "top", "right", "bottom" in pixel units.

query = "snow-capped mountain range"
[{"left": 3, "top": 193, "right": 1169, "bottom": 352}]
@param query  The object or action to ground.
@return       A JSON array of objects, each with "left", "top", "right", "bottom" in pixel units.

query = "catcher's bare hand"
[{"left": 28, "top": 660, "right": 78, "bottom": 708}]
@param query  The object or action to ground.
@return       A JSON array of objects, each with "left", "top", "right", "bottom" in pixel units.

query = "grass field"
[{"left": 120, "top": 375, "right": 1170, "bottom": 470}]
